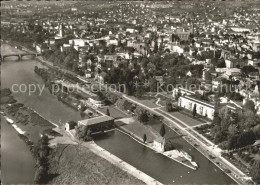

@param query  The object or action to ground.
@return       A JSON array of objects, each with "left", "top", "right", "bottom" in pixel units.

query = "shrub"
[{"left": 75, "top": 125, "right": 92, "bottom": 141}]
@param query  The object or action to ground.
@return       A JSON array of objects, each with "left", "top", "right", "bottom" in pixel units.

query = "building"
[
  {"left": 35, "top": 43, "right": 48, "bottom": 54},
  {"left": 225, "top": 68, "right": 241, "bottom": 77},
  {"left": 178, "top": 95, "right": 215, "bottom": 120},
  {"left": 225, "top": 59, "right": 246, "bottom": 69},
  {"left": 88, "top": 95, "right": 105, "bottom": 108},
  {"left": 65, "top": 121, "right": 77, "bottom": 131},
  {"left": 230, "top": 27, "right": 251, "bottom": 33},
  {"left": 153, "top": 137, "right": 173, "bottom": 152},
  {"left": 153, "top": 137, "right": 166, "bottom": 152},
  {"left": 174, "top": 27, "right": 191, "bottom": 41},
  {"left": 78, "top": 115, "right": 115, "bottom": 133},
  {"left": 212, "top": 78, "right": 223, "bottom": 90},
  {"left": 55, "top": 24, "right": 64, "bottom": 39},
  {"left": 248, "top": 59, "right": 260, "bottom": 67},
  {"left": 95, "top": 72, "right": 108, "bottom": 84},
  {"left": 172, "top": 87, "right": 196, "bottom": 100},
  {"left": 171, "top": 45, "right": 184, "bottom": 54}
]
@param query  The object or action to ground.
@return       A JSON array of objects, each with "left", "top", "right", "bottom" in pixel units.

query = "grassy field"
[
  {"left": 120, "top": 121, "right": 158, "bottom": 143},
  {"left": 128, "top": 96, "right": 159, "bottom": 109},
  {"left": 159, "top": 107, "right": 204, "bottom": 127},
  {"left": 98, "top": 106, "right": 127, "bottom": 119},
  {"left": 48, "top": 144, "right": 144, "bottom": 184}
]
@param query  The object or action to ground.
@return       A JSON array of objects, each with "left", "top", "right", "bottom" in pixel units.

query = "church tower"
[{"left": 58, "top": 24, "right": 64, "bottom": 38}]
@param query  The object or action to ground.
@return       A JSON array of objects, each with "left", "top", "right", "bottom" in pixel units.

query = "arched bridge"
[{"left": 1, "top": 53, "right": 41, "bottom": 61}]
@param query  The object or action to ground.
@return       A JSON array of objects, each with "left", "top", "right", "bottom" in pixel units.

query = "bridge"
[{"left": 1, "top": 53, "right": 41, "bottom": 61}]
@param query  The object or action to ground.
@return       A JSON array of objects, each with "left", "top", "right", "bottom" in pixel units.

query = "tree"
[
  {"left": 241, "top": 66, "right": 258, "bottom": 75},
  {"left": 250, "top": 161, "right": 260, "bottom": 184},
  {"left": 166, "top": 102, "right": 173, "bottom": 112},
  {"left": 149, "top": 78, "right": 158, "bottom": 92},
  {"left": 34, "top": 166, "right": 48, "bottom": 183},
  {"left": 75, "top": 125, "right": 92, "bottom": 141},
  {"left": 192, "top": 104, "right": 197, "bottom": 118},
  {"left": 204, "top": 71, "right": 212, "bottom": 81},
  {"left": 39, "top": 135, "right": 48, "bottom": 146},
  {"left": 138, "top": 111, "right": 149, "bottom": 124},
  {"left": 143, "top": 134, "right": 147, "bottom": 143},
  {"left": 106, "top": 108, "right": 110, "bottom": 116},
  {"left": 212, "top": 114, "right": 221, "bottom": 125},
  {"left": 134, "top": 86, "right": 145, "bottom": 99},
  {"left": 1, "top": 88, "right": 12, "bottom": 97},
  {"left": 244, "top": 100, "right": 255, "bottom": 112},
  {"left": 154, "top": 41, "right": 158, "bottom": 53},
  {"left": 80, "top": 112, "right": 86, "bottom": 118},
  {"left": 37, "top": 156, "right": 48, "bottom": 167},
  {"left": 227, "top": 131, "right": 256, "bottom": 150},
  {"left": 228, "top": 124, "right": 239, "bottom": 135},
  {"left": 160, "top": 124, "right": 166, "bottom": 137}
]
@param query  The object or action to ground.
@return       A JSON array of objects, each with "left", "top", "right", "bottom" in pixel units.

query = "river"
[
  {"left": 1, "top": 43, "right": 236, "bottom": 184},
  {"left": 93, "top": 127, "right": 236, "bottom": 184},
  {"left": 1, "top": 43, "right": 83, "bottom": 184},
  {"left": 1, "top": 44, "right": 83, "bottom": 124},
  {"left": 1, "top": 117, "right": 36, "bottom": 184}
]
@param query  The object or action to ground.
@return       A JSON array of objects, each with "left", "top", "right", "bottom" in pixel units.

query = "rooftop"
[
  {"left": 182, "top": 95, "right": 215, "bottom": 108},
  {"left": 78, "top": 115, "right": 114, "bottom": 126},
  {"left": 154, "top": 136, "right": 165, "bottom": 144}
]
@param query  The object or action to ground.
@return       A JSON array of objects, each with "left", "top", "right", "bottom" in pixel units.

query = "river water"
[
  {"left": 1, "top": 44, "right": 83, "bottom": 184},
  {"left": 1, "top": 44, "right": 236, "bottom": 184},
  {"left": 1, "top": 117, "right": 36, "bottom": 184}
]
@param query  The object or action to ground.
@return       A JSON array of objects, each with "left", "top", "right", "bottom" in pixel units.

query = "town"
[{"left": 1, "top": 1, "right": 260, "bottom": 185}]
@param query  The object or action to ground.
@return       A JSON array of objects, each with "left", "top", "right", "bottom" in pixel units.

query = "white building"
[
  {"left": 126, "top": 28, "right": 138, "bottom": 34},
  {"left": 171, "top": 45, "right": 184, "bottom": 54},
  {"left": 230, "top": 27, "right": 251, "bottom": 33},
  {"left": 178, "top": 95, "right": 215, "bottom": 120},
  {"left": 153, "top": 137, "right": 166, "bottom": 152},
  {"left": 225, "top": 68, "right": 241, "bottom": 77},
  {"left": 88, "top": 96, "right": 104, "bottom": 108}
]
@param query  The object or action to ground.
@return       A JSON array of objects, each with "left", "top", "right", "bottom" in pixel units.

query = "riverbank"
[
  {"left": 47, "top": 143, "right": 148, "bottom": 184},
  {"left": 1, "top": 40, "right": 35, "bottom": 54}
]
